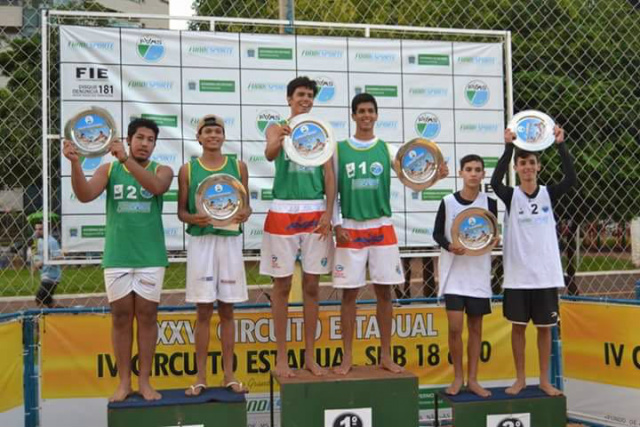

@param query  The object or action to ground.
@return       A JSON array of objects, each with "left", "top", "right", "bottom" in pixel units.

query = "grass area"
[{"left": 0, "top": 255, "right": 634, "bottom": 298}]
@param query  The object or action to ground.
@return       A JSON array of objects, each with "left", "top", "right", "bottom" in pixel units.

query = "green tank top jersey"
[
  {"left": 103, "top": 161, "right": 168, "bottom": 268},
  {"left": 337, "top": 138, "right": 392, "bottom": 221},
  {"left": 272, "top": 148, "right": 325, "bottom": 200},
  {"left": 187, "top": 156, "right": 242, "bottom": 237}
]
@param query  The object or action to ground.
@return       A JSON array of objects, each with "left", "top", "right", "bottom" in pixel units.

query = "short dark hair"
[
  {"left": 460, "top": 154, "right": 485, "bottom": 170},
  {"left": 514, "top": 148, "right": 540, "bottom": 163},
  {"left": 127, "top": 118, "right": 159, "bottom": 141},
  {"left": 287, "top": 76, "right": 318, "bottom": 98},
  {"left": 351, "top": 93, "right": 378, "bottom": 114}
]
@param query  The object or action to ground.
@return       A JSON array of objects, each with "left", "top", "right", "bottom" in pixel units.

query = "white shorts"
[
  {"left": 186, "top": 234, "right": 248, "bottom": 304},
  {"left": 332, "top": 218, "right": 404, "bottom": 289},
  {"left": 104, "top": 267, "right": 165, "bottom": 303},
  {"left": 259, "top": 199, "right": 334, "bottom": 277},
  {"left": 260, "top": 231, "right": 333, "bottom": 277}
]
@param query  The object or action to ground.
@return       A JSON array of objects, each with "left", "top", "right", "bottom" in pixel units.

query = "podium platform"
[
  {"left": 107, "top": 387, "right": 247, "bottom": 427},
  {"left": 436, "top": 386, "right": 566, "bottom": 427},
  {"left": 271, "top": 366, "right": 418, "bottom": 427}
]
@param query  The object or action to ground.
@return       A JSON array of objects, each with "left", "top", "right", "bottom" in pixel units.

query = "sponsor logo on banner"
[
  {"left": 128, "top": 80, "right": 174, "bottom": 90},
  {"left": 354, "top": 52, "right": 396, "bottom": 63},
  {"left": 421, "top": 189, "right": 452, "bottom": 201},
  {"left": 314, "top": 76, "right": 335, "bottom": 103},
  {"left": 186, "top": 45, "right": 234, "bottom": 57},
  {"left": 358, "top": 85, "right": 397, "bottom": 97},
  {"left": 408, "top": 54, "right": 450, "bottom": 66},
  {"left": 133, "top": 114, "right": 178, "bottom": 128},
  {"left": 415, "top": 112, "right": 441, "bottom": 139},
  {"left": 411, "top": 227, "right": 433, "bottom": 235},
  {"left": 408, "top": 86, "right": 448, "bottom": 98},
  {"left": 67, "top": 41, "right": 114, "bottom": 51},
  {"left": 248, "top": 155, "right": 267, "bottom": 164},
  {"left": 329, "top": 120, "right": 347, "bottom": 130},
  {"left": 187, "top": 80, "right": 235, "bottom": 93},
  {"left": 136, "top": 35, "right": 165, "bottom": 62},
  {"left": 261, "top": 189, "right": 274, "bottom": 200},
  {"left": 164, "top": 227, "right": 180, "bottom": 237},
  {"left": 150, "top": 153, "right": 177, "bottom": 164},
  {"left": 189, "top": 116, "right": 235, "bottom": 129},
  {"left": 72, "top": 66, "right": 115, "bottom": 98},
  {"left": 301, "top": 49, "right": 344, "bottom": 58},
  {"left": 375, "top": 120, "right": 399, "bottom": 130},
  {"left": 464, "top": 80, "right": 490, "bottom": 107},
  {"left": 256, "top": 110, "right": 283, "bottom": 136},
  {"left": 247, "top": 81, "right": 286, "bottom": 93},
  {"left": 458, "top": 56, "right": 497, "bottom": 65},
  {"left": 248, "top": 47, "right": 293, "bottom": 60},
  {"left": 458, "top": 122, "right": 499, "bottom": 133}
]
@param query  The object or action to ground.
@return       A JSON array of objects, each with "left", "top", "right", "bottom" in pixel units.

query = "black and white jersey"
[
  {"left": 438, "top": 192, "right": 493, "bottom": 298},
  {"left": 503, "top": 186, "right": 564, "bottom": 289}
]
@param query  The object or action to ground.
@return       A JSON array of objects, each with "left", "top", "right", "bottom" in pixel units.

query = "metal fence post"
[{"left": 23, "top": 314, "right": 40, "bottom": 427}]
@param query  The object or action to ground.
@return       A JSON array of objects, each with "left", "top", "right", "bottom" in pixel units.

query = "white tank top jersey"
[
  {"left": 438, "top": 192, "right": 492, "bottom": 298},
  {"left": 503, "top": 186, "right": 565, "bottom": 289}
]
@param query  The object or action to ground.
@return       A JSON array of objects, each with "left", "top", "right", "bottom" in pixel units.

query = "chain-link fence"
[{"left": 1, "top": 0, "right": 638, "bottom": 313}]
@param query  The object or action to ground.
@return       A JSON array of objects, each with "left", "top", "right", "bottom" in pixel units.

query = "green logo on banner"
[
  {"left": 141, "top": 114, "right": 178, "bottom": 128},
  {"left": 483, "top": 157, "right": 499, "bottom": 168},
  {"left": 258, "top": 47, "right": 292, "bottom": 60},
  {"left": 418, "top": 388, "right": 450, "bottom": 411},
  {"left": 81, "top": 225, "right": 105, "bottom": 238},
  {"left": 164, "top": 190, "right": 178, "bottom": 202},
  {"left": 256, "top": 110, "right": 283, "bottom": 136},
  {"left": 421, "top": 189, "right": 453, "bottom": 201},
  {"left": 365, "top": 85, "right": 398, "bottom": 97},
  {"left": 261, "top": 189, "right": 274, "bottom": 200},
  {"left": 418, "top": 54, "right": 449, "bottom": 66},
  {"left": 199, "top": 80, "right": 235, "bottom": 92}
]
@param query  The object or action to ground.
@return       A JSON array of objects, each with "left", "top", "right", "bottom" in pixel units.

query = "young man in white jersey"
[
  {"left": 491, "top": 126, "right": 576, "bottom": 396},
  {"left": 260, "top": 76, "right": 336, "bottom": 377},
  {"left": 63, "top": 118, "right": 173, "bottom": 402},
  {"left": 178, "top": 115, "right": 251, "bottom": 395},
  {"left": 432, "top": 155, "right": 498, "bottom": 397},
  {"left": 332, "top": 93, "right": 447, "bottom": 374}
]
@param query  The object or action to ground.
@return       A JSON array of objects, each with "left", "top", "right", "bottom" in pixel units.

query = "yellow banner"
[
  {"left": 0, "top": 320, "right": 24, "bottom": 413},
  {"left": 41, "top": 305, "right": 538, "bottom": 398},
  {"left": 561, "top": 301, "right": 640, "bottom": 389}
]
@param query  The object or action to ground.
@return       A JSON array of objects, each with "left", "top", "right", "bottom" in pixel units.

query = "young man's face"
[
  {"left": 514, "top": 155, "right": 541, "bottom": 183},
  {"left": 351, "top": 102, "right": 378, "bottom": 133},
  {"left": 287, "top": 86, "right": 315, "bottom": 116},
  {"left": 128, "top": 127, "right": 157, "bottom": 161},
  {"left": 34, "top": 224, "right": 43, "bottom": 238},
  {"left": 197, "top": 125, "right": 225, "bottom": 150},
  {"left": 459, "top": 160, "right": 485, "bottom": 188}
]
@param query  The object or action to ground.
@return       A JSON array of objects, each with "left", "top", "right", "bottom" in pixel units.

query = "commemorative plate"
[
  {"left": 64, "top": 107, "right": 117, "bottom": 158},
  {"left": 451, "top": 207, "right": 498, "bottom": 256},
  {"left": 507, "top": 110, "right": 555, "bottom": 151},
  {"left": 394, "top": 138, "right": 444, "bottom": 191},
  {"left": 282, "top": 113, "right": 335, "bottom": 167},
  {"left": 195, "top": 174, "right": 247, "bottom": 226}
]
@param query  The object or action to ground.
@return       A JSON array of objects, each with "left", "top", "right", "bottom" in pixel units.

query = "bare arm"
[
  {"left": 264, "top": 124, "right": 289, "bottom": 161},
  {"left": 234, "top": 160, "right": 253, "bottom": 223},
  {"left": 177, "top": 163, "right": 210, "bottom": 227},
  {"left": 64, "top": 140, "right": 110, "bottom": 202},
  {"left": 313, "top": 158, "right": 335, "bottom": 239},
  {"left": 110, "top": 140, "right": 172, "bottom": 195}
]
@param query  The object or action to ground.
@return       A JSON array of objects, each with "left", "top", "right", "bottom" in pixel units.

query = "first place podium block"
[
  {"left": 272, "top": 366, "right": 418, "bottom": 427},
  {"left": 108, "top": 388, "right": 247, "bottom": 427},
  {"left": 437, "top": 386, "right": 566, "bottom": 427}
]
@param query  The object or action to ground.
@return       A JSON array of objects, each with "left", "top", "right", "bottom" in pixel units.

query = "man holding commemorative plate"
[
  {"left": 63, "top": 118, "right": 173, "bottom": 402},
  {"left": 177, "top": 114, "right": 251, "bottom": 395},
  {"left": 491, "top": 124, "right": 576, "bottom": 396},
  {"left": 259, "top": 76, "right": 336, "bottom": 377},
  {"left": 432, "top": 154, "right": 499, "bottom": 397}
]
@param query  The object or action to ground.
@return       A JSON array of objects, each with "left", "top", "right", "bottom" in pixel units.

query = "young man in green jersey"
[
  {"left": 259, "top": 76, "right": 336, "bottom": 377},
  {"left": 63, "top": 118, "right": 173, "bottom": 402},
  {"left": 332, "top": 93, "right": 448, "bottom": 374},
  {"left": 178, "top": 114, "right": 252, "bottom": 396}
]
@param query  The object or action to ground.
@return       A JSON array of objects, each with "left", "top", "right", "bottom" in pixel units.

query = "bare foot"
[
  {"left": 333, "top": 361, "right": 353, "bottom": 375},
  {"left": 185, "top": 383, "right": 207, "bottom": 397},
  {"left": 274, "top": 362, "right": 295, "bottom": 378},
  {"left": 445, "top": 377, "right": 464, "bottom": 395},
  {"left": 109, "top": 384, "right": 133, "bottom": 403},
  {"left": 539, "top": 382, "right": 563, "bottom": 396},
  {"left": 505, "top": 379, "right": 526, "bottom": 395},
  {"left": 467, "top": 380, "right": 491, "bottom": 398},
  {"left": 304, "top": 359, "right": 328, "bottom": 376},
  {"left": 139, "top": 382, "right": 162, "bottom": 401},
  {"left": 381, "top": 358, "right": 404, "bottom": 374}
]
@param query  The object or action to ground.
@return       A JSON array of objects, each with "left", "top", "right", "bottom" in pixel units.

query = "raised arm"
[
  {"left": 547, "top": 127, "right": 577, "bottom": 203},
  {"left": 110, "top": 140, "right": 172, "bottom": 195},
  {"left": 64, "top": 140, "right": 109, "bottom": 203},
  {"left": 264, "top": 123, "right": 289, "bottom": 161},
  {"left": 490, "top": 129, "right": 515, "bottom": 208}
]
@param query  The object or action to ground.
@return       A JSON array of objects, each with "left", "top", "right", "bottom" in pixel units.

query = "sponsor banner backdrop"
[
  {"left": 561, "top": 301, "right": 640, "bottom": 427},
  {"left": 0, "top": 320, "right": 23, "bottom": 415},
  {"left": 60, "top": 26, "right": 505, "bottom": 252},
  {"left": 41, "top": 306, "right": 538, "bottom": 399}
]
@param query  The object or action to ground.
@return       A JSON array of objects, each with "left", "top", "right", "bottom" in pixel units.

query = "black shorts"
[
  {"left": 444, "top": 294, "right": 491, "bottom": 316},
  {"left": 503, "top": 288, "right": 559, "bottom": 326}
]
